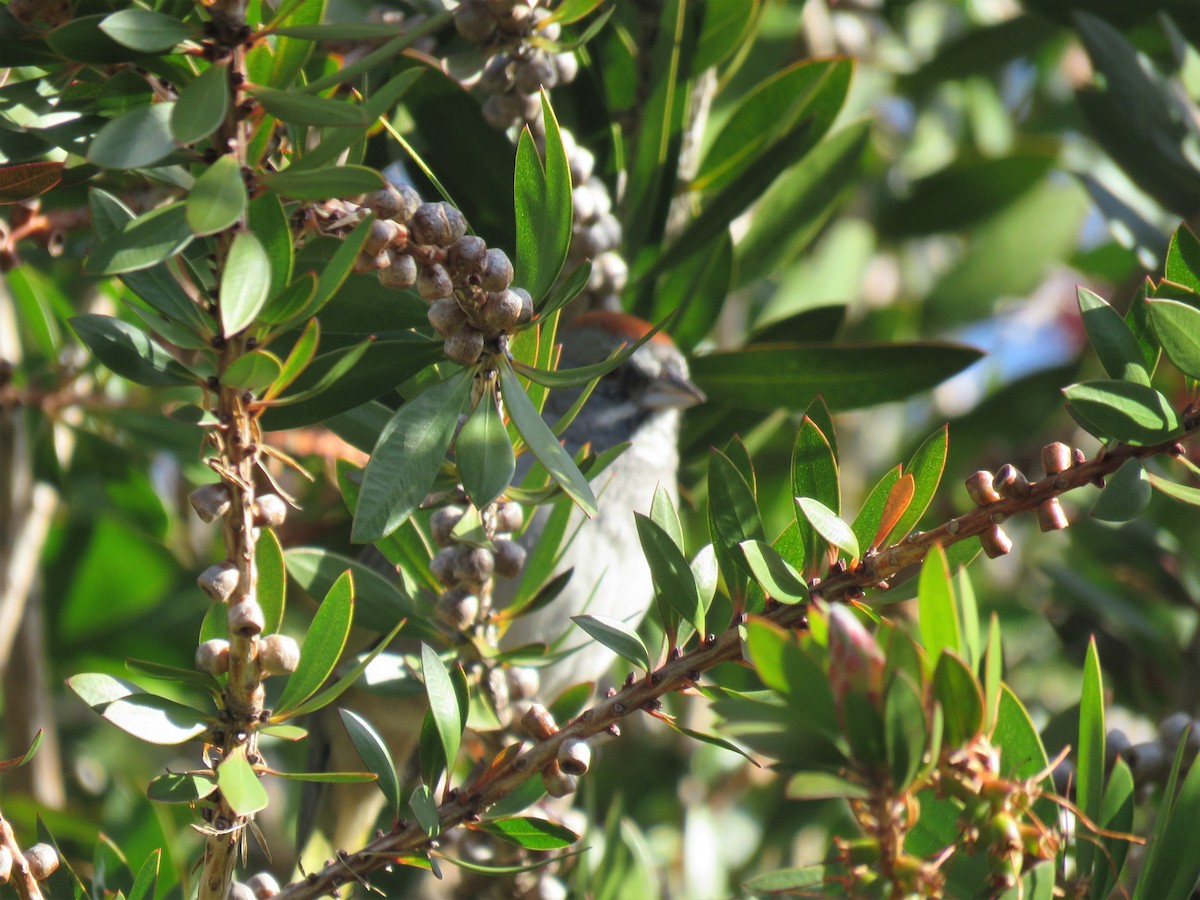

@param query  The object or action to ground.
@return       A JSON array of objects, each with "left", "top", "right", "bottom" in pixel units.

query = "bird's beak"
[{"left": 643, "top": 371, "right": 706, "bottom": 410}]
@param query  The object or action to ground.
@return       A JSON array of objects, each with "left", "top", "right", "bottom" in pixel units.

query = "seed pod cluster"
[{"left": 428, "top": 501, "right": 527, "bottom": 633}]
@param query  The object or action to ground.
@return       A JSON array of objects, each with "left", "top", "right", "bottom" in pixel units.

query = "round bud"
[
  {"left": 228, "top": 598, "right": 265, "bottom": 638},
  {"left": 361, "top": 184, "right": 405, "bottom": 220},
  {"left": 1106, "top": 727, "right": 1131, "bottom": 769},
  {"left": 454, "top": 546, "right": 495, "bottom": 584},
  {"left": 189, "top": 483, "right": 231, "bottom": 523},
  {"left": 228, "top": 883, "right": 257, "bottom": 900},
  {"left": 1160, "top": 712, "right": 1192, "bottom": 750},
  {"left": 253, "top": 493, "right": 288, "bottom": 528},
  {"left": 964, "top": 471, "right": 1001, "bottom": 506},
  {"left": 1129, "top": 740, "right": 1166, "bottom": 782},
  {"left": 553, "top": 51, "right": 579, "bottom": 85},
  {"left": 589, "top": 251, "right": 628, "bottom": 295},
  {"left": 352, "top": 249, "right": 389, "bottom": 273},
  {"left": 195, "top": 639, "right": 231, "bottom": 676},
  {"left": 532, "top": 7, "right": 561, "bottom": 42},
  {"left": 507, "top": 665, "right": 539, "bottom": 700},
  {"left": 541, "top": 760, "right": 577, "bottom": 797},
  {"left": 493, "top": 538, "right": 526, "bottom": 579},
  {"left": 478, "top": 289, "right": 524, "bottom": 334},
  {"left": 444, "top": 326, "right": 485, "bottom": 366},
  {"left": 436, "top": 587, "right": 480, "bottom": 631},
  {"left": 198, "top": 561, "right": 239, "bottom": 603},
  {"left": 431, "top": 546, "right": 460, "bottom": 587},
  {"left": 259, "top": 634, "right": 301, "bottom": 676},
  {"left": 246, "top": 872, "right": 282, "bottom": 899},
  {"left": 495, "top": 500, "right": 524, "bottom": 533},
  {"left": 572, "top": 184, "right": 598, "bottom": 224},
  {"left": 409, "top": 202, "right": 467, "bottom": 247},
  {"left": 428, "top": 297, "right": 468, "bottom": 337},
  {"left": 431, "top": 505, "right": 465, "bottom": 546},
  {"left": 571, "top": 222, "right": 600, "bottom": 259},
  {"left": 567, "top": 143, "right": 595, "bottom": 184},
  {"left": 379, "top": 251, "right": 418, "bottom": 290},
  {"left": 447, "top": 235, "right": 488, "bottom": 275},
  {"left": 498, "top": 2, "right": 532, "bottom": 33},
  {"left": 592, "top": 213, "right": 622, "bottom": 250},
  {"left": 512, "top": 287, "right": 534, "bottom": 324},
  {"left": 480, "top": 248, "right": 514, "bottom": 291},
  {"left": 391, "top": 183, "right": 422, "bottom": 223},
  {"left": 23, "top": 844, "right": 58, "bottom": 881},
  {"left": 454, "top": 0, "right": 497, "bottom": 42},
  {"left": 417, "top": 263, "right": 454, "bottom": 301},
  {"left": 479, "top": 55, "right": 513, "bottom": 95},
  {"left": 514, "top": 54, "right": 558, "bottom": 95},
  {"left": 557, "top": 737, "right": 591, "bottom": 776},
  {"left": 1041, "top": 441, "right": 1073, "bottom": 475},
  {"left": 363, "top": 218, "right": 403, "bottom": 257}
]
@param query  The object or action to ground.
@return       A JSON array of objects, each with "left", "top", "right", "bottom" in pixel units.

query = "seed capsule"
[
  {"left": 507, "top": 666, "right": 539, "bottom": 700},
  {"left": 361, "top": 183, "right": 406, "bottom": 220},
  {"left": 521, "top": 703, "right": 557, "bottom": 740},
  {"left": 417, "top": 263, "right": 453, "bottom": 301},
  {"left": 493, "top": 539, "right": 526, "bottom": 579},
  {"left": 409, "top": 202, "right": 467, "bottom": 247},
  {"left": 495, "top": 500, "right": 524, "bottom": 533},
  {"left": 228, "top": 598, "right": 265, "bottom": 637},
  {"left": 965, "top": 471, "right": 1001, "bottom": 506},
  {"left": 391, "top": 183, "right": 422, "bottom": 223},
  {"left": 454, "top": 546, "right": 495, "bottom": 584},
  {"left": 992, "top": 464, "right": 1031, "bottom": 500},
  {"left": 198, "top": 561, "right": 239, "bottom": 603},
  {"left": 480, "top": 248, "right": 514, "bottom": 291},
  {"left": 379, "top": 251, "right": 418, "bottom": 290},
  {"left": 478, "top": 289, "right": 524, "bottom": 334},
  {"left": 430, "top": 505, "right": 465, "bottom": 547},
  {"left": 514, "top": 54, "right": 558, "bottom": 95},
  {"left": 430, "top": 546, "right": 460, "bottom": 587},
  {"left": 23, "top": 844, "right": 58, "bottom": 881},
  {"left": 541, "top": 760, "right": 577, "bottom": 797},
  {"left": 557, "top": 737, "right": 591, "bottom": 776},
  {"left": 553, "top": 51, "right": 579, "bottom": 85},
  {"left": 444, "top": 327, "right": 485, "bottom": 366},
  {"left": 352, "top": 249, "right": 389, "bottom": 273},
  {"left": 259, "top": 633, "right": 301, "bottom": 676},
  {"left": 189, "top": 483, "right": 232, "bottom": 523},
  {"left": 454, "top": 0, "right": 496, "bottom": 42},
  {"left": 246, "top": 872, "right": 282, "bottom": 899},
  {"left": 1035, "top": 498, "right": 1068, "bottom": 531},
  {"left": 447, "top": 235, "right": 488, "bottom": 275},
  {"left": 1041, "top": 441, "right": 1072, "bottom": 475},
  {"left": 228, "top": 883, "right": 257, "bottom": 900},
  {"left": 512, "top": 287, "right": 533, "bottom": 324},
  {"left": 478, "top": 54, "right": 511, "bottom": 94},
  {"left": 363, "top": 218, "right": 404, "bottom": 257},
  {"left": 195, "top": 639, "right": 231, "bottom": 676},
  {"left": 436, "top": 587, "right": 479, "bottom": 631},
  {"left": 979, "top": 526, "right": 1013, "bottom": 558},
  {"left": 253, "top": 493, "right": 288, "bottom": 528},
  {"left": 428, "top": 297, "right": 468, "bottom": 337}
]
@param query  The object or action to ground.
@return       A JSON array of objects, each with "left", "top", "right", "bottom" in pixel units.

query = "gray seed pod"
[
  {"left": 24, "top": 844, "right": 58, "bottom": 881},
  {"left": 1129, "top": 740, "right": 1166, "bottom": 782},
  {"left": 479, "top": 55, "right": 513, "bottom": 95},
  {"left": 518, "top": 91, "right": 543, "bottom": 122},
  {"left": 246, "top": 872, "right": 282, "bottom": 899},
  {"left": 495, "top": 500, "right": 524, "bottom": 533},
  {"left": 448, "top": 235, "right": 488, "bottom": 275},
  {"left": 482, "top": 93, "right": 519, "bottom": 130},
  {"left": 553, "top": 51, "right": 579, "bottom": 85},
  {"left": 454, "top": 546, "right": 495, "bottom": 584},
  {"left": 507, "top": 665, "right": 539, "bottom": 700},
  {"left": 259, "top": 633, "right": 301, "bottom": 676},
  {"left": 431, "top": 505, "right": 465, "bottom": 546},
  {"left": 557, "top": 737, "right": 591, "bottom": 776},
  {"left": 352, "top": 249, "right": 389, "bottom": 273},
  {"left": 480, "top": 248, "right": 514, "bottom": 291},
  {"left": 541, "top": 760, "right": 577, "bottom": 797},
  {"left": 589, "top": 251, "right": 628, "bottom": 294},
  {"left": 571, "top": 222, "right": 601, "bottom": 259},
  {"left": 493, "top": 538, "right": 526, "bottom": 578},
  {"left": 195, "top": 639, "right": 231, "bottom": 676},
  {"left": 594, "top": 212, "right": 623, "bottom": 249},
  {"left": 0, "top": 845, "right": 13, "bottom": 884},
  {"left": 1106, "top": 728, "right": 1131, "bottom": 770},
  {"left": 189, "top": 483, "right": 232, "bottom": 523},
  {"left": 571, "top": 183, "right": 597, "bottom": 224},
  {"left": 512, "top": 287, "right": 533, "bottom": 324},
  {"left": 362, "top": 183, "right": 406, "bottom": 220},
  {"left": 198, "top": 561, "right": 239, "bottom": 603},
  {"left": 514, "top": 54, "right": 558, "bottom": 95},
  {"left": 533, "top": 875, "right": 568, "bottom": 900},
  {"left": 228, "top": 598, "right": 265, "bottom": 637},
  {"left": 228, "top": 883, "right": 257, "bottom": 900},
  {"left": 436, "top": 587, "right": 479, "bottom": 631},
  {"left": 532, "top": 7, "right": 560, "bottom": 42},
  {"left": 444, "top": 326, "right": 485, "bottom": 366},
  {"left": 363, "top": 218, "right": 403, "bottom": 257},
  {"left": 379, "top": 251, "right": 418, "bottom": 290},
  {"left": 253, "top": 493, "right": 288, "bottom": 528},
  {"left": 454, "top": 0, "right": 497, "bottom": 42},
  {"left": 392, "top": 183, "right": 422, "bottom": 223},
  {"left": 430, "top": 545, "right": 461, "bottom": 587},
  {"left": 498, "top": 2, "right": 532, "bottom": 34},
  {"left": 478, "top": 289, "right": 524, "bottom": 334},
  {"left": 428, "top": 297, "right": 468, "bottom": 338},
  {"left": 417, "top": 263, "right": 454, "bottom": 301},
  {"left": 410, "top": 202, "right": 466, "bottom": 247},
  {"left": 521, "top": 702, "right": 557, "bottom": 740},
  {"left": 1159, "top": 712, "right": 1192, "bottom": 750},
  {"left": 567, "top": 143, "right": 595, "bottom": 184}
]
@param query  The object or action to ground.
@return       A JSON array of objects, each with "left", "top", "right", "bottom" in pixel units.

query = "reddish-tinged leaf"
[
  {"left": 871, "top": 473, "right": 914, "bottom": 551},
  {"left": 0, "top": 162, "right": 64, "bottom": 204}
]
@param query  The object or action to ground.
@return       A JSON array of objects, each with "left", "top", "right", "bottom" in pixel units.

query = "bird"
[{"left": 297, "top": 311, "right": 703, "bottom": 871}]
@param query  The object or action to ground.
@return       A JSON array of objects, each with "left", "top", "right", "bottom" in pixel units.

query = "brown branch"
[
  {"left": 273, "top": 412, "right": 1200, "bottom": 898},
  {"left": 0, "top": 814, "right": 45, "bottom": 900}
]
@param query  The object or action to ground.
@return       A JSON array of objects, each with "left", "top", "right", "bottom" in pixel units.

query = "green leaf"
[
  {"left": 220, "top": 231, "right": 272, "bottom": 337},
  {"left": 1076, "top": 638, "right": 1105, "bottom": 883},
  {"left": 851, "top": 465, "right": 902, "bottom": 557},
  {"left": 1147, "top": 298, "right": 1200, "bottom": 380},
  {"left": 260, "top": 165, "right": 384, "bottom": 201},
  {"left": 636, "top": 513, "right": 704, "bottom": 636},
  {"left": 88, "top": 103, "right": 177, "bottom": 169},
  {"left": 86, "top": 201, "right": 194, "bottom": 275},
  {"left": 70, "top": 315, "right": 195, "bottom": 387},
  {"left": 738, "top": 540, "right": 809, "bottom": 603},
  {"left": 458, "top": 390, "right": 516, "bottom": 510},
  {"left": 257, "top": 527, "right": 287, "bottom": 635},
  {"left": 499, "top": 359, "right": 596, "bottom": 517},
  {"left": 171, "top": 63, "right": 229, "bottom": 145},
  {"left": 409, "top": 784, "right": 440, "bottom": 837},
  {"left": 885, "top": 671, "right": 927, "bottom": 791},
  {"left": 480, "top": 817, "right": 579, "bottom": 850},
  {"left": 795, "top": 497, "right": 859, "bottom": 561},
  {"left": 265, "top": 217, "right": 374, "bottom": 327},
  {"left": 917, "top": 543, "right": 961, "bottom": 664},
  {"left": 102, "top": 693, "right": 210, "bottom": 744},
  {"left": 99, "top": 9, "right": 190, "bottom": 52},
  {"left": 691, "top": 343, "right": 983, "bottom": 412},
  {"left": 1165, "top": 224, "right": 1200, "bottom": 294},
  {"left": 1063, "top": 380, "right": 1181, "bottom": 445},
  {"left": 283, "top": 619, "right": 405, "bottom": 719},
  {"left": 571, "top": 614, "right": 651, "bottom": 671},
  {"left": 932, "top": 651, "right": 984, "bottom": 747},
  {"left": 186, "top": 155, "right": 247, "bottom": 236},
  {"left": 0, "top": 161, "right": 63, "bottom": 204},
  {"left": 1091, "top": 458, "right": 1152, "bottom": 522},
  {"left": 0, "top": 731, "right": 43, "bottom": 772},
  {"left": 993, "top": 685, "right": 1050, "bottom": 783},
  {"left": 247, "top": 85, "right": 368, "bottom": 126},
  {"left": 1134, "top": 731, "right": 1200, "bottom": 900},
  {"left": 217, "top": 745, "right": 268, "bottom": 815},
  {"left": 124, "top": 658, "right": 221, "bottom": 700},
  {"left": 260, "top": 723, "right": 308, "bottom": 741},
  {"left": 1092, "top": 759, "right": 1134, "bottom": 900},
  {"left": 1149, "top": 474, "right": 1200, "bottom": 506},
  {"left": 273, "top": 570, "right": 354, "bottom": 717},
  {"left": 222, "top": 349, "right": 282, "bottom": 393},
  {"left": 1078, "top": 285, "right": 1150, "bottom": 383},
  {"left": 707, "top": 448, "right": 765, "bottom": 607},
  {"left": 353, "top": 370, "right": 473, "bottom": 543},
  {"left": 785, "top": 771, "right": 868, "bottom": 800},
  {"left": 742, "top": 867, "right": 828, "bottom": 893},
  {"left": 146, "top": 772, "right": 217, "bottom": 803},
  {"left": 339, "top": 708, "right": 401, "bottom": 818},
  {"left": 248, "top": 192, "right": 293, "bottom": 301},
  {"left": 513, "top": 92, "right": 572, "bottom": 304},
  {"left": 421, "top": 644, "right": 463, "bottom": 778},
  {"left": 890, "top": 425, "right": 949, "bottom": 544},
  {"left": 791, "top": 415, "right": 839, "bottom": 570}
]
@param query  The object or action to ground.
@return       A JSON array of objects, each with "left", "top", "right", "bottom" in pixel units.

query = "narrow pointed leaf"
[
  {"left": 220, "top": 231, "right": 271, "bottom": 337},
  {"left": 796, "top": 497, "right": 859, "bottom": 561},
  {"left": 70, "top": 315, "right": 196, "bottom": 386},
  {"left": 421, "top": 644, "right": 464, "bottom": 778},
  {"left": 457, "top": 391, "right": 516, "bottom": 509},
  {"left": 339, "top": 708, "right": 402, "bottom": 816},
  {"left": 273, "top": 570, "right": 354, "bottom": 716},
  {"left": 146, "top": 773, "right": 217, "bottom": 802},
  {"left": 187, "top": 155, "right": 247, "bottom": 236},
  {"left": 217, "top": 745, "right": 268, "bottom": 815},
  {"left": 571, "top": 614, "right": 651, "bottom": 671},
  {"left": 480, "top": 817, "right": 579, "bottom": 850},
  {"left": 739, "top": 540, "right": 808, "bottom": 603},
  {"left": 917, "top": 543, "right": 960, "bottom": 664},
  {"left": 171, "top": 63, "right": 229, "bottom": 145},
  {"left": 637, "top": 513, "right": 704, "bottom": 635}
]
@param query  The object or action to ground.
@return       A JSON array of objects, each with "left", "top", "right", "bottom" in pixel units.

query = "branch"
[
  {"left": 275, "top": 413, "right": 1200, "bottom": 897},
  {"left": 0, "top": 814, "right": 47, "bottom": 900}
]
